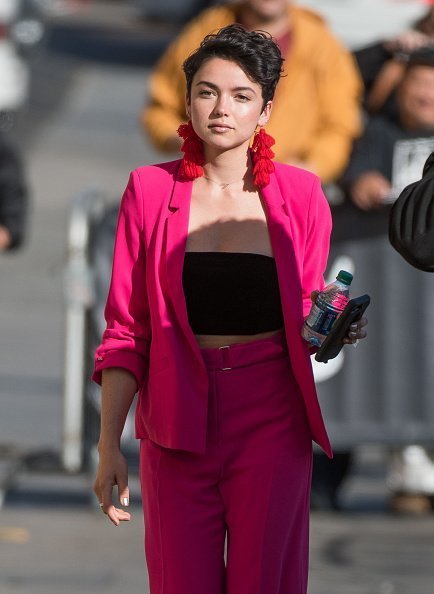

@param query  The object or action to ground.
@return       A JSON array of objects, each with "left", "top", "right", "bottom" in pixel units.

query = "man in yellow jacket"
[{"left": 141, "top": 0, "right": 363, "bottom": 183}]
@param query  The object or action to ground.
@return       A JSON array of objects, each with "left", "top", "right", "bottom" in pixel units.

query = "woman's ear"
[{"left": 258, "top": 101, "right": 272, "bottom": 127}]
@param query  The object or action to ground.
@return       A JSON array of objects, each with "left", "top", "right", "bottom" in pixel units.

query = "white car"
[{"left": 0, "top": 0, "right": 29, "bottom": 114}]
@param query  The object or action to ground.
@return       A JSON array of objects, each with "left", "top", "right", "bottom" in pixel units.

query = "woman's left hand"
[
  {"left": 342, "top": 316, "right": 368, "bottom": 345},
  {"left": 309, "top": 290, "right": 368, "bottom": 345}
]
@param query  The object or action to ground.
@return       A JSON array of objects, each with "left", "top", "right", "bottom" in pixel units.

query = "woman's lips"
[{"left": 209, "top": 124, "right": 233, "bottom": 133}]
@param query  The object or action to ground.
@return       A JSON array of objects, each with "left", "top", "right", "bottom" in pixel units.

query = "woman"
[{"left": 93, "top": 25, "right": 367, "bottom": 594}]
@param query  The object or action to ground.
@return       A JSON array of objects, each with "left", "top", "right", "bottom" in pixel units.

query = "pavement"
[{"left": 1, "top": 8, "right": 434, "bottom": 594}]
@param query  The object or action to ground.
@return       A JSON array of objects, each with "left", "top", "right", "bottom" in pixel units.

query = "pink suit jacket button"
[{"left": 97, "top": 356, "right": 103, "bottom": 361}]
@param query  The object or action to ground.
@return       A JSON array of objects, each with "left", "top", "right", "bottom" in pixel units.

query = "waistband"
[{"left": 200, "top": 330, "right": 287, "bottom": 371}]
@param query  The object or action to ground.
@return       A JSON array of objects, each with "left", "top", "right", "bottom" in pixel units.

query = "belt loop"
[{"left": 219, "top": 345, "right": 231, "bottom": 370}]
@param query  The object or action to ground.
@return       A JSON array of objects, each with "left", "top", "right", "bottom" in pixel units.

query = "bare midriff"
[{"left": 194, "top": 328, "right": 284, "bottom": 350}]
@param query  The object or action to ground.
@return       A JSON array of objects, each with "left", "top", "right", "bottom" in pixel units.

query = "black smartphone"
[{"left": 315, "top": 294, "right": 370, "bottom": 363}]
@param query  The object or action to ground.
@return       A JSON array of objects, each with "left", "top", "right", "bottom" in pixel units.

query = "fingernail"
[
  {"left": 122, "top": 497, "right": 129, "bottom": 507},
  {"left": 352, "top": 339, "right": 360, "bottom": 348},
  {"left": 350, "top": 323, "right": 357, "bottom": 330},
  {"left": 349, "top": 331, "right": 357, "bottom": 338}
]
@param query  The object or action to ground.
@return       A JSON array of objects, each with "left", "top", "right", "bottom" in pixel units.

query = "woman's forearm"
[{"left": 98, "top": 368, "right": 137, "bottom": 451}]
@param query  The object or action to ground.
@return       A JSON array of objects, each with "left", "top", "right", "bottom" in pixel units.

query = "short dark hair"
[
  {"left": 406, "top": 47, "right": 434, "bottom": 70},
  {"left": 413, "top": 8, "right": 434, "bottom": 37},
  {"left": 183, "top": 24, "right": 284, "bottom": 108}
]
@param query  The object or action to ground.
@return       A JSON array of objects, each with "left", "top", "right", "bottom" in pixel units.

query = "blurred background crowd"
[{"left": 1, "top": 2, "right": 434, "bottom": 593}]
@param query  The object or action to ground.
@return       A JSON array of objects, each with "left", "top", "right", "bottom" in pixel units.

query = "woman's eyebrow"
[
  {"left": 195, "top": 81, "right": 257, "bottom": 94},
  {"left": 233, "top": 86, "right": 257, "bottom": 94}
]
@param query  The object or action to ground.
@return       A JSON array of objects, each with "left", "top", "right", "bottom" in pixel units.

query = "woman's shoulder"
[
  {"left": 272, "top": 162, "right": 328, "bottom": 216},
  {"left": 121, "top": 160, "right": 181, "bottom": 214},
  {"left": 273, "top": 161, "right": 319, "bottom": 189},
  {"left": 131, "top": 159, "right": 181, "bottom": 186},
  {"left": 131, "top": 159, "right": 181, "bottom": 193}
]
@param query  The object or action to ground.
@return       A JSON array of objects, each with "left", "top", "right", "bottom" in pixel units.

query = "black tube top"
[{"left": 182, "top": 252, "right": 284, "bottom": 335}]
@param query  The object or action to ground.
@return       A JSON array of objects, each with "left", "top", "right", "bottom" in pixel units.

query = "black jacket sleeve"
[
  {"left": 0, "top": 132, "right": 28, "bottom": 250},
  {"left": 389, "top": 151, "right": 434, "bottom": 272},
  {"left": 422, "top": 151, "right": 434, "bottom": 177},
  {"left": 353, "top": 41, "right": 392, "bottom": 92}
]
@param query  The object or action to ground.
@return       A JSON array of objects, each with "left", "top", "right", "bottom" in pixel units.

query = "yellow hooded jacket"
[{"left": 142, "top": 3, "right": 362, "bottom": 183}]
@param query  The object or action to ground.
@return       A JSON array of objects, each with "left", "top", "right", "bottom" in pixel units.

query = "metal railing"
[{"left": 62, "top": 187, "right": 105, "bottom": 473}]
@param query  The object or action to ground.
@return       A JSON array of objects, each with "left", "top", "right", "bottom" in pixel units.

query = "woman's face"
[{"left": 187, "top": 57, "right": 271, "bottom": 155}]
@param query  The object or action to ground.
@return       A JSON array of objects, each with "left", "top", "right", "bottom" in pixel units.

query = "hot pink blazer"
[{"left": 92, "top": 159, "right": 333, "bottom": 457}]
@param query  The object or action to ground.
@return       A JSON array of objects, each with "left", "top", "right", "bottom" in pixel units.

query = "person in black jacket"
[
  {"left": 389, "top": 151, "right": 434, "bottom": 272},
  {"left": 0, "top": 131, "right": 28, "bottom": 251}
]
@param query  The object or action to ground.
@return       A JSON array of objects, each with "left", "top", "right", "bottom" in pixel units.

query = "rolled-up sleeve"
[
  {"left": 92, "top": 171, "right": 150, "bottom": 389},
  {"left": 302, "top": 176, "right": 332, "bottom": 319}
]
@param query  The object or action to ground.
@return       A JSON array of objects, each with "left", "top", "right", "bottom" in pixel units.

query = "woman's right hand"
[
  {"left": 93, "top": 446, "right": 131, "bottom": 526},
  {"left": 384, "top": 30, "right": 431, "bottom": 54}
]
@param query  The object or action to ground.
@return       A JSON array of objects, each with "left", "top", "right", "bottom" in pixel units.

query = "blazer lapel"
[
  {"left": 261, "top": 173, "right": 304, "bottom": 330},
  {"left": 164, "top": 175, "right": 205, "bottom": 368},
  {"left": 262, "top": 172, "right": 332, "bottom": 456}
]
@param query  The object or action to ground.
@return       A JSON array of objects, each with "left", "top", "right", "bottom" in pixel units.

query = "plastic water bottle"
[{"left": 302, "top": 270, "right": 353, "bottom": 347}]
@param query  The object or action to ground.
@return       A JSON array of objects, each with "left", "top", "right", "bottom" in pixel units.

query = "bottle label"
[{"left": 306, "top": 302, "right": 339, "bottom": 335}]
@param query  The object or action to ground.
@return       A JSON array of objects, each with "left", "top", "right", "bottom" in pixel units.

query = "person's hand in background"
[
  {"left": 0, "top": 225, "right": 12, "bottom": 251},
  {"left": 350, "top": 171, "right": 391, "bottom": 210},
  {"left": 385, "top": 29, "right": 432, "bottom": 54}
]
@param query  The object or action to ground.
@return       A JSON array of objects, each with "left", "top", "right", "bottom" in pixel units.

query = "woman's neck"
[{"left": 202, "top": 146, "right": 252, "bottom": 184}]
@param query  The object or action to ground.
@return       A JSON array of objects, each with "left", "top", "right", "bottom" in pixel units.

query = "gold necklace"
[{"left": 203, "top": 175, "right": 243, "bottom": 190}]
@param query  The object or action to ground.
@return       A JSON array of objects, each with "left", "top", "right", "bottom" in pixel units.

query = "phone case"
[{"left": 315, "top": 294, "right": 370, "bottom": 363}]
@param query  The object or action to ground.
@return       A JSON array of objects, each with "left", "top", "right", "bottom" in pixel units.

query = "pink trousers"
[{"left": 140, "top": 332, "right": 313, "bottom": 594}]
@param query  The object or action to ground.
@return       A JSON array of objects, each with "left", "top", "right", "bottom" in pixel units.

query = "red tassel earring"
[
  {"left": 251, "top": 127, "right": 275, "bottom": 188},
  {"left": 177, "top": 120, "right": 205, "bottom": 181}
]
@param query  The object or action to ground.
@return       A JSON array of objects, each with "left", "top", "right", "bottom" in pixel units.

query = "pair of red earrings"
[{"left": 177, "top": 120, "right": 275, "bottom": 188}]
